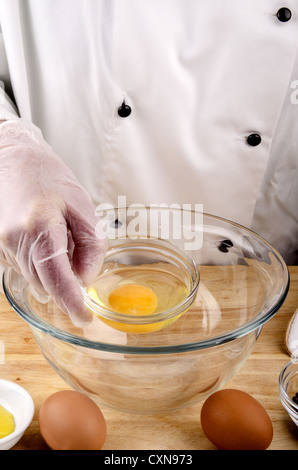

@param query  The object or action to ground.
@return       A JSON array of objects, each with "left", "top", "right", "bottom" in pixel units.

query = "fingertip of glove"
[
  {"left": 69, "top": 307, "right": 93, "bottom": 328},
  {"left": 53, "top": 290, "right": 93, "bottom": 328},
  {"left": 75, "top": 249, "right": 106, "bottom": 286}
]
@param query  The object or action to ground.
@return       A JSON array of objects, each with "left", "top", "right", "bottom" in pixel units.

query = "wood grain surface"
[{"left": 0, "top": 267, "right": 298, "bottom": 450}]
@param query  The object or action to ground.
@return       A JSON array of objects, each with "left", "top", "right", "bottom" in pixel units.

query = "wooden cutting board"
[{"left": 0, "top": 267, "right": 297, "bottom": 450}]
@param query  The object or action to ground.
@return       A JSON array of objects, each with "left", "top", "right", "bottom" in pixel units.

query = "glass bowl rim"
[
  {"left": 2, "top": 211, "right": 290, "bottom": 355},
  {"left": 279, "top": 361, "right": 298, "bottom": 406}
]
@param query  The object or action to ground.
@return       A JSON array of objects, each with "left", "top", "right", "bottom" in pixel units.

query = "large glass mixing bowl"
[{"left": 3, "top": 208, "right": 289, "bottom": 414}]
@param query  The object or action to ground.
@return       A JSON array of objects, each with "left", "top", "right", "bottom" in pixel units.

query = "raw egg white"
[
  {"left": 38, "top": 390, "right": 106, "bottom": 450},
  {"left": 200, "top": 389, "right": 273, "bottom": 450},
  {"left": 86, "top": 264, "right": 190, "bottom": 334}
]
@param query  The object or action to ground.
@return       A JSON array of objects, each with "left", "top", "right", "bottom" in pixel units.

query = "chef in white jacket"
[{"left": 0, "top": 0, "right": 297, "bottom": 326}]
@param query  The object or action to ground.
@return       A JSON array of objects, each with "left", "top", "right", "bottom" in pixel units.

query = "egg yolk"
[
  {"left": 87, "top": 282, "right": 182, "bottom": 334},
  {"left": 0, "top": 404, "right": 15, "bottom": 439},
  {"left": 108, "top": 284, "right": 158, "bottom": 315}
]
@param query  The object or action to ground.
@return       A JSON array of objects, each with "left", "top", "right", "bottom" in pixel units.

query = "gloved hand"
[{"left": 0, "top": 119, "right": 107, "bottom": 327}]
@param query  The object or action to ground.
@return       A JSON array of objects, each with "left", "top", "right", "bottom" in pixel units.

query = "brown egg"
[
  {"left": 38, "top": 390, "right": 107, "bottom": 450},
  {"left": 200, "top": 389, "right": 273, "bottom": 450}
]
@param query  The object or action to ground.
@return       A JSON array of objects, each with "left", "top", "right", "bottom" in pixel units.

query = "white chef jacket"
[{"left": 0, "top": 0, "right": 297, "bottom": 264}]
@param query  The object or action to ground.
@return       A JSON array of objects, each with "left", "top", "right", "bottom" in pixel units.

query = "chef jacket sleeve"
[
  {"left": 0, "top": 25, "right": 18, "bottom": 120},
  {"left": 0, "top": 21, "right": 19, "bottom": 290}
]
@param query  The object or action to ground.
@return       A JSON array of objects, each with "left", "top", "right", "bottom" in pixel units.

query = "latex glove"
[{"left": 0, "top": 119, "right": 107, "bottom": 327}]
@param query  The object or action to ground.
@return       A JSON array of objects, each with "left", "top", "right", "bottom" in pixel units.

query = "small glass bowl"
[
  {"left": 81, "top": 238, "right": 200, "bottom": 334},
  {"left": 279, "top": 361, "right": 298, "bottom": 426}
]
